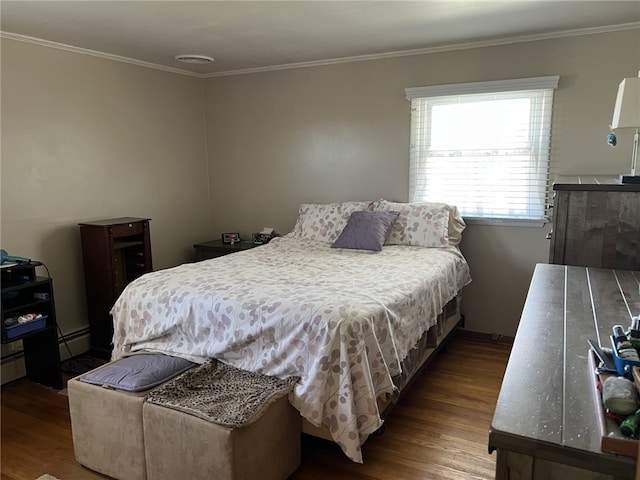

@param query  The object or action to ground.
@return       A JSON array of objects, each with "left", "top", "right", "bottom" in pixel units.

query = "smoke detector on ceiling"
[{"left": 175, "top": 54, "right": 214, "bottom": 64}]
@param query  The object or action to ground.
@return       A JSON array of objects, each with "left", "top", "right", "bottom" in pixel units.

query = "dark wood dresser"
[
  {"left": 489, "top": 263, "right": 639, "bottom": 479},
  {"left": 79, "top": 217, "right": 152, "bottom": 358},
  {"left": 549, "top": 176, "right": 640, "bottom": 270}
]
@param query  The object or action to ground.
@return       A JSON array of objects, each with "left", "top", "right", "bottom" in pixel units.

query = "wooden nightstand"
[{"left": 193, "top": 239, "right": 257, "bottom": 261}]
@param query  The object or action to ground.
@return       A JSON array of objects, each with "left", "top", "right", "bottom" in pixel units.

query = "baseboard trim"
[
  {"left": 455, "top": 329, "right": 515, "bottom": 346},
  {"left": 56, "top": 327, "right": 92, "bottom": 359}
]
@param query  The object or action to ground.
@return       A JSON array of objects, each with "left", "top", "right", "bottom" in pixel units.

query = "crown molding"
[
  {"left": 204, "top": 22, "right": 640, "bottom": 77},
  {"left": 2, "top": 22, "right": 639, "bottom": 79},
  {"left": 0, "top": 31, "right": 204, "bottom": 78}
]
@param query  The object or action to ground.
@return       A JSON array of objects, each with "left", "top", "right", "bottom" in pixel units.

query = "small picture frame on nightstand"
[{"left": 221, "top": 232, "right": 241, "bottom": 244}]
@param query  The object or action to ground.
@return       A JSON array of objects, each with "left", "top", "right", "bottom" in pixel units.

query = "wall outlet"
[{"left": 491, "top": 332, "right": 501, "bottom": 342}]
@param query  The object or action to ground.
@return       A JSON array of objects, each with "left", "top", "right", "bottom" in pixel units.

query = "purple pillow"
[
  {"left": 80, "top": 354, "right": 195, "bottom": 392},
  {"left": 331, "top": 210, "right": 400, "bottom": 252}
]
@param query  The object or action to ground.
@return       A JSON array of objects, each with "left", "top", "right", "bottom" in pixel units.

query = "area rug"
[{"left": 37, "top": 475, "right": 61, "bottom": 480}]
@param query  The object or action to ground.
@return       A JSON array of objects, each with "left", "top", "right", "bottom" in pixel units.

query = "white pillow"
[
  {"left": 373, "top": 199, "right": 464, "bottom": 247},
  {"left": 289, "top": 201, "right": 373, "bottom": 243}
]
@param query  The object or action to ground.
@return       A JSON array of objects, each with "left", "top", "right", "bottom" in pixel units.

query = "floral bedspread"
[{"left": 111, "top": 237, "right": 471, "bottom": 462}]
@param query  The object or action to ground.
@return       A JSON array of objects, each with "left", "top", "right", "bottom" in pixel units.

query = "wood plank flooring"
[{"left": 1, "top": 335, "right": 510, "bottom": 480}]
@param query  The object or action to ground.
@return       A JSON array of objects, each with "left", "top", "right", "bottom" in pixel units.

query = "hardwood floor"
[{"left": 1, "top": 335, "right": 510, "bottom": 480}]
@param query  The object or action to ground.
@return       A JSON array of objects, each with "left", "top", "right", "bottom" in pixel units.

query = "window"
[{"left": 406, "top": 76, "right": 559, "bottom": 224}]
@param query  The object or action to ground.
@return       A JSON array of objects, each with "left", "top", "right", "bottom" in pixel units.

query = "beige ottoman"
[
  {"left": 143, "top": 360, "right": 301, "bottom": 480},
  {"left": 67, "top": 354, "right": 194, "bottom": 480}
]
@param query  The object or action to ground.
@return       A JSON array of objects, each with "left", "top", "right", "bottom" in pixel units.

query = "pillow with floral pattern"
[
  {"left": 373, "top": 199, "right": 453, "bottom": 247},
  {"left": 289, "top": 201, "right": 373, "bottom": 243}
]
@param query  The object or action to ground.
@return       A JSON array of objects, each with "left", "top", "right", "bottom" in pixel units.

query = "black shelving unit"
[{"left": 1, "top": 262, "right": 63, "bottom": 389}]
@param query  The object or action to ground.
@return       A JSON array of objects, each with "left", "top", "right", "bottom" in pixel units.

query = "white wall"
[
  {"left": 1, "top": 39, "right": 212, "bottom": 375},
  {"left": 203, "top": 29, "right": 640, "bottom": 336}
]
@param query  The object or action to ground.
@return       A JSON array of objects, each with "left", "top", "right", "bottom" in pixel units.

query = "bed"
[{"left": 110, "top": 200, "right": 471, "bottom": 463}]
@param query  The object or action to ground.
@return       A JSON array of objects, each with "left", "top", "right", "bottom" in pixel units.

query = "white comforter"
[{"left": 111, "top": 237, "right": 471, "bottom": 462}]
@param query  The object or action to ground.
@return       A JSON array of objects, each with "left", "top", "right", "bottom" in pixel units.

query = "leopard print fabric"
[{"left": 147, "top": 359, "right": 299, "bottom": 428}]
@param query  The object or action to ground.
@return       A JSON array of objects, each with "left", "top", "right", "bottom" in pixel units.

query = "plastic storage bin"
[{"left": 4, "top": 315, "right": 47, "bottom": 340}]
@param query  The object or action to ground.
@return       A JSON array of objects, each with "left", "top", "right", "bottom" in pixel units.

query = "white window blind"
[{"left": 406, "top": 76, "right": 559, "bottom": 223}]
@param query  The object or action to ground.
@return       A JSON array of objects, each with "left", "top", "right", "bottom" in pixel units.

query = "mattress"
[{"left": 111, "top": 236, "right": 471, "bottom": 462}]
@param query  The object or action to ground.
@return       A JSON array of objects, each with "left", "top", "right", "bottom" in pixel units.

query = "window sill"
[{"left": 463, "top": 217, "right": 549, "bottom": 227}]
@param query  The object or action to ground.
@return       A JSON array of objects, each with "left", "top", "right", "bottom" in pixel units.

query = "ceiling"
[{"left": 1, "top": 1, "right": 639, "bottom": 77}]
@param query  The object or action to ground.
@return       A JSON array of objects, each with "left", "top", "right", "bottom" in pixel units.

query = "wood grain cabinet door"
[{"left": 550, "top": 189, "right": 640, "bottom": 270}]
